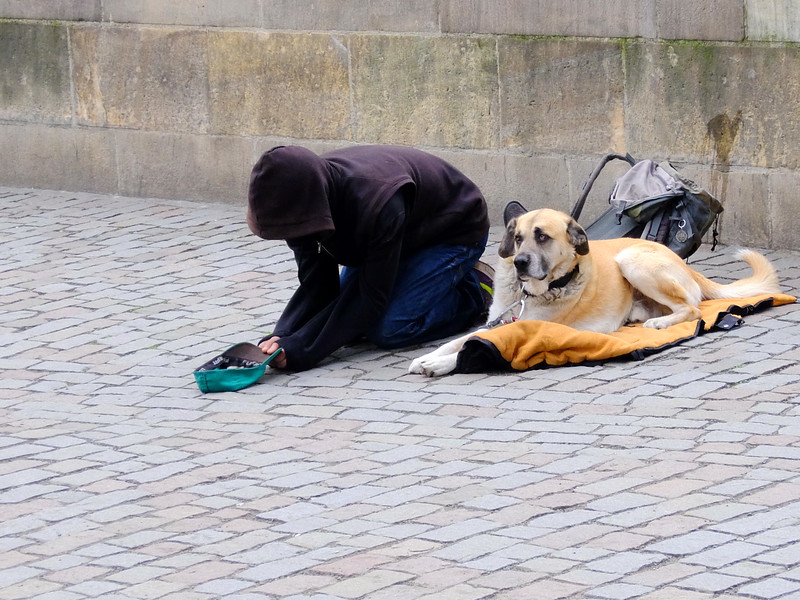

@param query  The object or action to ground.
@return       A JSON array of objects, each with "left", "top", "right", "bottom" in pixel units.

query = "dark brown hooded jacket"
[{"left": 248, "top": 145, "right": 488, "bottom": 370}]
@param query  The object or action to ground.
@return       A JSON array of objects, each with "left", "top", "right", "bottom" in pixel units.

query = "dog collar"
[
  {"left": 548, "top": 265, "right": 580, "bottom": 291},
  {"left": 519, "top": 265, "right": 580, "bottom": 299}
]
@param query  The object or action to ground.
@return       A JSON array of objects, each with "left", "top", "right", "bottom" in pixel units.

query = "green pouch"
[{"left": 193, "top": 342, "right": 283, "bottom": 393}]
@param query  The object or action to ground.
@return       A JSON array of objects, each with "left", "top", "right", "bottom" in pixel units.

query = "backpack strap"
[{"left": 641, "top": 208, "right": 666, "bottom": 243}]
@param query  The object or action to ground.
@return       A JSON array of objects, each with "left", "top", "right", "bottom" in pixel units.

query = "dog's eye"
[
  {"left": 536, "top": 232, "right": 550, "bottom": 243},
  {"left": 514, "top": 234, "right": 522, "bottom": 244}
]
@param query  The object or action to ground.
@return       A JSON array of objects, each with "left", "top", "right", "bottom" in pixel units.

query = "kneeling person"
[{"left": 247, "top": 144, "right": 490, "bottom": 371}]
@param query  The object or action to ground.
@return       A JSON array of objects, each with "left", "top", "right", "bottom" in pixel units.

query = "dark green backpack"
[{"left": 570, "top": 153, "right": 724, "bottom": 259}]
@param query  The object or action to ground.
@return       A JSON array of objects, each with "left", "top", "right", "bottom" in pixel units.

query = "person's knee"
[{"left": 366, "top": 317, "right": 419, "bottom": 349}]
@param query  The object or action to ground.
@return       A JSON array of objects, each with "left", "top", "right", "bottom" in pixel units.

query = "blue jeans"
[{"left": 341, "top": 236, "right": 487, "bottom": 349}]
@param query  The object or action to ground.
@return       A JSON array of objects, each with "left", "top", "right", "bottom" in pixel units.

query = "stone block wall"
[{"left": 1, "top": 0, "right": 798, "bottom": 248}]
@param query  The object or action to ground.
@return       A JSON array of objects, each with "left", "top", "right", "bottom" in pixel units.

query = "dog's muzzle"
[{"left": 514, "top": 253, "right": 547, "bottom": 281}]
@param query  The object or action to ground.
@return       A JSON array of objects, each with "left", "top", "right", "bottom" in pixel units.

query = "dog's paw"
[
  {"left": 408, "top": 354, "right": 458, "bottom": 377},
  {"left": 408, "top": 356, "right": 428, "bottom": 374},
  {"left": 643, "top": 316, "right": 671, "bottom": 329}
]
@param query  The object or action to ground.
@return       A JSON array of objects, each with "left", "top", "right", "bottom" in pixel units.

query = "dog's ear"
[
  {"left": 567, "top": 219, "right": 590, "bottom": 255},
  {"left": 503, "top": 201, "right": 528, "bottom": 226},
  {"left": 498, "top": 219, "right": 517, "bottom": 258}
]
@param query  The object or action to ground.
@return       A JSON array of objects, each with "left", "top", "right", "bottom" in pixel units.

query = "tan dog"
[{"left": 409, "top": 206, "right": 781, "bottom": 377}]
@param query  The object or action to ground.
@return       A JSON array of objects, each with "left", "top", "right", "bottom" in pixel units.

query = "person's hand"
[{"left": 259, "top": 336, "right": 287, "bottom": 369}]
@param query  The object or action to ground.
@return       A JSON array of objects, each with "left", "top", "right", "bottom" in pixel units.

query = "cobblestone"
[{"left": 1, "top": 187, "right": 799, "bottom": 599}]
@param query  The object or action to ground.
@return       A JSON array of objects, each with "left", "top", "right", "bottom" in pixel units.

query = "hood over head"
[{"left": 247, "top": 146, "right": 335, "bottom": 240}]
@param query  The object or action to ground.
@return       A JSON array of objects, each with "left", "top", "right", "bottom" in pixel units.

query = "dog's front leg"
[{"left": 408, "top": 331, "right": 479, "bottom": 376}]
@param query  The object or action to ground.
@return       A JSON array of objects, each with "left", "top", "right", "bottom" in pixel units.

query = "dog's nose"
[{"left": 514, "top": 254, "right": 530, "bottom": 272}]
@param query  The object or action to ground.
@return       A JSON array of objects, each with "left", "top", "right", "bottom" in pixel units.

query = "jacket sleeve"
[
  {"left": 275, "top": 195, "right": 408, "bottom": 371},
  {"left": 272, "top": 241, "right": 341, "bottom": 338}
]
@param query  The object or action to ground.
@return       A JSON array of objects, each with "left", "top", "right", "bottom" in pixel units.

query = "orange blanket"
[{"left": 456, "top": 294, "right": 796, "bottom": 373}]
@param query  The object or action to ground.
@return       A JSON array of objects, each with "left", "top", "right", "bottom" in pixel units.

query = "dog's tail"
[{"left": 694, "top": 249, "right": 781, "bottom": 300}]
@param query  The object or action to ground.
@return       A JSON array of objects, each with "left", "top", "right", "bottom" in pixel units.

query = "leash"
[{"left": 486, "top": 297, "right": 526, "bottom": 329}]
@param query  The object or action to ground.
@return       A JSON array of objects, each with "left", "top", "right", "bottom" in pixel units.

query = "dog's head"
[{"left": 499, "top": 207, "right": 589, "bottom": 296}]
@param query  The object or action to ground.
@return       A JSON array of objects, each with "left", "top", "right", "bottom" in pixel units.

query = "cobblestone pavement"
[{"left": 1, "top": 186, "right": 799, "bottom": 600}]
